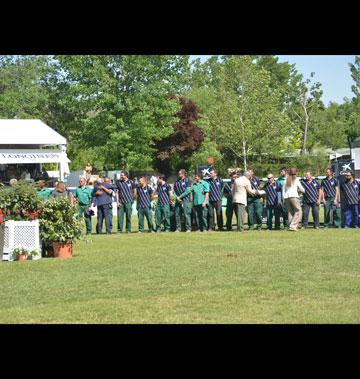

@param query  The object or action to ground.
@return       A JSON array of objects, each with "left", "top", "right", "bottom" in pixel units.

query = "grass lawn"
[{"left": 1, "top": 215, "right": 359, "bottom": 324}]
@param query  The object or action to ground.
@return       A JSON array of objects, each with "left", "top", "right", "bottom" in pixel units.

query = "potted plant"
[
  {"left": 11, "top": 247, "right": 38, "bottom": 261},
  {"left": 39, "top": 197, "right": 83, "bottom": 259},
  {"left": 0, "top": 181, "right": 43, "bottom": 261}
]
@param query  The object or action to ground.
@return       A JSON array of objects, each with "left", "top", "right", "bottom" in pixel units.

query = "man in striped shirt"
[
  {"left": 155, "top": 175, "right": 173, "bottom": 232},
  {"left": 247, "top": 169, "right": 263, "bottom": 231},
  {"left": 321, "top": 167, "right": 341, "bottom": 228},
  {"left": 340, "top": 170, "right": 360, "bottom": 229},
  {"left": 135, "top": 176, "right": 154, "bottom": 233},
  {"left": 207, "top": 169, "right": 224, "bottom": 231},
  {"left": 263, "top": 173, "right": 282, "bottom": 231},
  {"left": 300, "top": 171, "right": 322, "bottom": 229},
  {"left": 116, "top": 170, "right": 136, "bottom": 233},
  {"left": 223, "top": 171, "right": 238, "bottom": 231},
  {"left": 173, "top": 169, "right": 192, "bottom": 232}
]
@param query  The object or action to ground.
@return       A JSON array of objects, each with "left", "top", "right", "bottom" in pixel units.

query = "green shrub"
[
  {"left": 39, "top": 197, "right": 83, "bottom": 242},
  {"left": 0, "top": 181, "right": 43, "bottom": 223}
]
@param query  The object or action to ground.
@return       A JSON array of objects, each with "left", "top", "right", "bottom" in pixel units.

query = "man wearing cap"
[
  {"left": 340, "top": 170, "right": 360, "bottom": 229},
  {"left": 300, "top": 171, "right": 322, "bottom": 229},
  {"left": 321, "top": 167, "right": 341, "bottom": 229},
  {"left": 179, "top": 172, "right": 210, "bottom": 232},
  {"left": 207, "top": 169, "right": 224, "bottom": 231},
  {"left": 263, "top": 174, "right": 282, "bottom": 231},
  {"left": 223, "top": 171, "right": 238, "bottom": 231},
  {"left": 247, "top": 169, "right": 264, "bottom": 231},
  {"left": 136, "top": 176, "right": 154, "bottom": 233},
  {"left": 276, "top": 167, "right": 289, "bottom": 230},
  {"left": 155, "top": 175, "right": 173, "bottom": 232},
  {"left": 116, "top": 170, "right": 136, "bottom": 233},
  {"left": 36, "top": 180, "right": 52, "bottom": 201},
  {"left": 173, "top": 169, "right": 192, "bottom": 232},
  {"left": 74, "top": 177, "right": 93, "bottom": 235}
]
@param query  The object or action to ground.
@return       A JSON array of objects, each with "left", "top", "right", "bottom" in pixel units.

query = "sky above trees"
[{"left": 191, "top": 55, "right": 357, "bottom": 106}]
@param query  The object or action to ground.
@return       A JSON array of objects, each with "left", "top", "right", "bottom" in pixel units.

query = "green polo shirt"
[
  {"left": 180, "top": 180, "right": 210, "bottom": 206},
  {"left": 36, "top": 187, "right": 52, "bottom": 201},
  {"left": 276, "top": 176, "right": 286, "bottom": 187},
  {"left": 74, "top": 185, "right": 93, "bottom": 205}
]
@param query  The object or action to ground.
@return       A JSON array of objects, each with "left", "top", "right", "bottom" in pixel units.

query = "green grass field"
[{"left": 1, "top": 214, "right": 359, "bottom": 324}]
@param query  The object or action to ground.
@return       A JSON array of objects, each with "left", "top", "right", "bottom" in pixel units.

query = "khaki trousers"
[{"left": 285, "top": 197, "right": 302, "bottom": 230}]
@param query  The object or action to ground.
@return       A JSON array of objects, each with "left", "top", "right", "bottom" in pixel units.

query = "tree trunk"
[
  {"left": 301, "top": 117, "right": 309, "bottom": 154},
  {"left": 301, "top": 100, "right": 309, "bottom": 155},
  {"left": 243, "top": 141, "right": 247, "bottom": 171}
]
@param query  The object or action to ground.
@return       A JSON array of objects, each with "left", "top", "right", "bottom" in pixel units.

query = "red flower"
[
  {"left": 7, "top": 210, "right": 11, "bottom": 215},
  {"left": 16, "top": 209, "right": 21, "bottom": 215}
]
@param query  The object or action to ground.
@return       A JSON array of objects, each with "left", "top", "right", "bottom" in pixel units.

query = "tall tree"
[
  {"left": 346, "top": 56, "right": 360, "bottom": 148},
  {"left": 44, "top": 55, "right": 191, "bottom": 170},
  {"left": 154, "top": 97, "right": 204, "bottom": 175},
  {"left": 189, "top": 56, "right": 296, "bottom": 170},
  {"left": 288, "top": 72, "right": 323, "bottom": 154},
  {"left": 0, "top": 55, "right": 51, "bottom": 119}
]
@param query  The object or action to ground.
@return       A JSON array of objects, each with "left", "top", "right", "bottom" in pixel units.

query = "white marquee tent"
[{"left": 0, "top": 119, "right": 70, "bottom": 181}]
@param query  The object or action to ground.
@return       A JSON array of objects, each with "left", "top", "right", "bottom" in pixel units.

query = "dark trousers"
[
  {"left": 78, "top": 204, "right": 92, "bottom": 234},
  {"left": 247, "top": 197, "right": 263, "bottom": 230},
  {"left": 343, "top": 204, "right": 359, "bottom": 228},
  {"left": 302, "top": 202, "right": 320, "bottom": 228},
  {"left": 266, "top": 205, "right": 281, "bottom": 230},
  {"left": 323, "top": 198, "right": 341, "bottom": 227},
  {"left": 138, "top": 207, "right": 153, "bottom": 232},
  {"left": 117, "top": 203, "right": 132, "bottom": 233},
  {"left": 174, "top": 201, "right": 192, "bottom": 231},
  {"left": 97, "top": 204, "right": 112, "bottom": 234},
  {"left": 277, "top": 203, "right": 289, "bottom": 229},
  {"left": 194, "top": 204, "right": 208, "bottom": 231},
  {"left": 156, "top": 204, "right": 171, "bottom": 231},
  {"left": 208, "top": 200, "right": 223, "bottom": 230},
  {"left": 226, "top": 200, "right": 237, "bottom": 230}
]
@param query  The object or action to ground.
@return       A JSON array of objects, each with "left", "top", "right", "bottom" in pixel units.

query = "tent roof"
[{"left": 0, "top": 119, "right": 67, "bottom": 145}]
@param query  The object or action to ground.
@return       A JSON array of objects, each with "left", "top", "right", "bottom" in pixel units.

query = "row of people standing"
[
  {"left": 71, "top": 166, "right": 360, "bottom": 234},
  {"left": 230, "top": 166, "right": 359, "bottom": 232}
]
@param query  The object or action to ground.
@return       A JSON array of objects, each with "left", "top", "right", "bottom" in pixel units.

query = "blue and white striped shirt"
[
  {"left": 248, "top": 176, "right": 261, "bottom": 198},
  {"left": 157, "top": 183, "right": 172, "bottom": 206},
  {"left": 174, "top": 178, "right": 192, "bottom": 202},
  {"left": 116, "top": 179, "right": 135, "bottom": 204},
  {"left": 301, "top": 179, "right": 320, "bottom": 204},
  {"left": 223, "top": 180, "right": 235, "bottom": 201},
  {"left": 321, "top": 177, "right": 338, "bottom": 199},
  {"left": 136, "top": 185, "right": 153, "bottom": 209},
  {"left": 264, "top": 182, "right": 281, "bottom": 206},
  {"left": 340, "top": 180, "right": 360, "bottom": 206},
  {"left": 208, "top": 178, "right": 224, "bottom": 202}
]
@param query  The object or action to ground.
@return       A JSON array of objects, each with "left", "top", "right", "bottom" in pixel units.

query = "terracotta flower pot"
[
  {"left": 53, "top": 242, "right": 73, "bottom": 259},
  {"left": 17, "top": 254, "right": 27, "bottom": 262}
]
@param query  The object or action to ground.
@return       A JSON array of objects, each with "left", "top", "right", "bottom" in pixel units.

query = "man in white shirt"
[{"left": 232, "top": 170, "right": 263, "bottom": 232}]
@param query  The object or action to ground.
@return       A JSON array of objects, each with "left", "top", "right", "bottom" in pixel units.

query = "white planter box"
[{"left": 0, "top": 220, "right": 41, "bottom": 261}]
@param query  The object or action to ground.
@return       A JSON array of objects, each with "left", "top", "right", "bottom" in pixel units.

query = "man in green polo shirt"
[
  {"left": 36, "top": 180, "right": 52, "bottom": 201},
  {"left": 179, "top": 172, "right": 209, "bottom": 232},
  {"left": 74, "top": 177, "right": 93, "bottom": 235}
]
